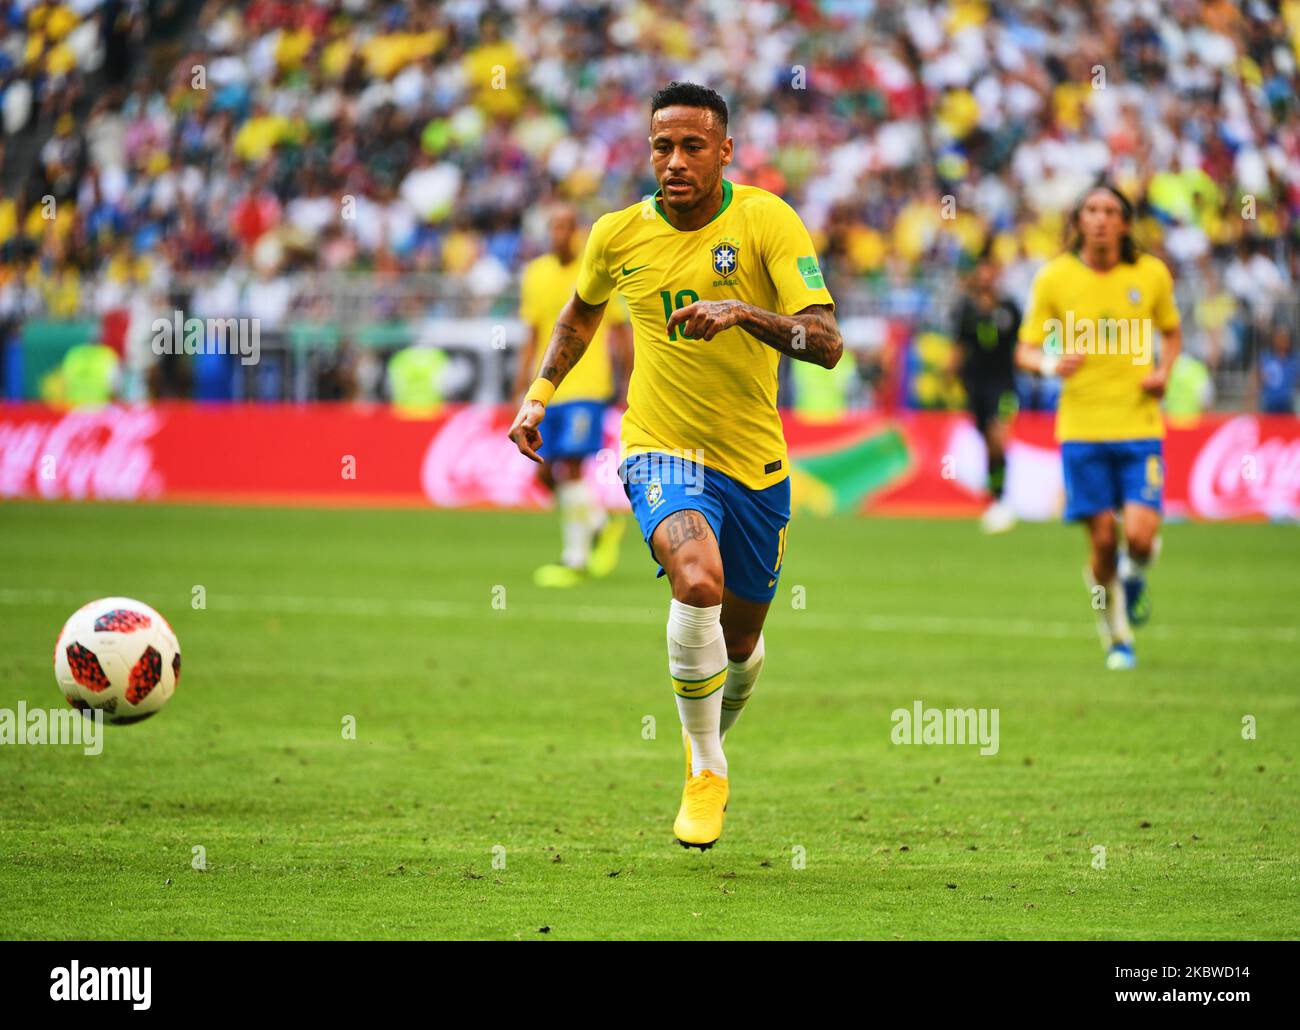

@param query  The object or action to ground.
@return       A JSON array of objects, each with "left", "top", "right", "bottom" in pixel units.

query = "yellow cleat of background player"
[
  {"left": 586, "top": 515, "right": 626, "bottom": 579},
  {"left": 674, "top": 769, "right": 728, "bottom": 850},
  {"left": 533, "top": 563, "right": 584, "bottom": 588}
]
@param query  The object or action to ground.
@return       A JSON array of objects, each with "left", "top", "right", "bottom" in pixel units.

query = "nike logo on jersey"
[{"left": 622, "top": 264, "right": 649, "bottom": 276}]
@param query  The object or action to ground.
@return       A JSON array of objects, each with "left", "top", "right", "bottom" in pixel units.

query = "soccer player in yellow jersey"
[
  {"left": 513, "top": 203, "right": 631, "bottom": 588},
  {"left": 1016, "top": 182, "right": 1182, "bottom": 671},
  {"left": 508, "top": 82, "right": 843, "bottom": 850}
]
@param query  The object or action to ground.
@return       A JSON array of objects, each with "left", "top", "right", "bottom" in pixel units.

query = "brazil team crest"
[
  {"left": 710, "top": 240, "right": 740, "bottom": 278},
  {"left": 646, "top": 478, "right": 664, "bottom": 512}
]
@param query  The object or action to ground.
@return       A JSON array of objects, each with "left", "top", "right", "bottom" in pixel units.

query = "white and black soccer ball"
[{"left": 53, "top": 597, "right": 181, "bottom": 724}]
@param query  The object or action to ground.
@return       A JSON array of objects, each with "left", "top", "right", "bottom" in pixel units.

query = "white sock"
[
  {"left": 1119, "top": 538, "right": 1158, "bottom": 580},
  {"left": 556, "top": 478, "right": 594, "bottom": 569},
  {"left": 720, "top": 634, "right": 764, "bottom": 740},
  {"left": 667, "top": 598, "right": 727, "bottom": 777},
  {"left": 1104, "top": 576, "right": 1133, "bottom": 646},
  {"left": 1085, "top": 568, "right": 1132, "bottom": 648},
  {"left": 586, "top": 491, "right": 607, "bottom": 535}
]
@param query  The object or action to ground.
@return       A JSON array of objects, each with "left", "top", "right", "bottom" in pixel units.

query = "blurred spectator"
[
  {"left": 60, "top": 340, "right": 119, "bottom": 407},
  {"left": 315, "top": 336, "right": 359, "bottom": 401},
  {"left": 1191, "top": 261, "right": 1236, "bottom": 371},
  {"left": 1165, "top": 353, "right": 1215, "bottom": 421},
  {"left": 387, "top": 343, "right": 447, "bottom": 417},
  {"left": 1225, "top": 238, "right": 1290, "bottom": 363},
  {"left": 1256, "top": 322, "right": 1298, "bottom": 414}
]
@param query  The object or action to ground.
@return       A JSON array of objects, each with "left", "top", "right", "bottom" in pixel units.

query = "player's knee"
[
  {"left": 1090, "top": 530, "right": 1119, "bottom": 574},
  {"left": 1089, "top": 519, "right": 1117, "bottom": 553},
  {"left": 1126, "top": 525, "right": 1157, "bottom": 558},
  {"left": 726, "top": 633, "right": 760, "bottom": 663},
  {"left": 673, "top": 560, "right": 723, "bottom": 608}
]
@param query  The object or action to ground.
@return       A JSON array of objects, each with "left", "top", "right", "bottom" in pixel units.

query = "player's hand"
[
  {"left": 507, "top": 400, "right": 546, "bottom": 463},
  {"left": 1140, "top": 369, "right": 1169, "bottom": 398},
  {"left": 1057, "top": 352, "right": 1086, "bottom": 377},
  {"left": 666, "top": 300, "right": 744, "bottom": 341}
]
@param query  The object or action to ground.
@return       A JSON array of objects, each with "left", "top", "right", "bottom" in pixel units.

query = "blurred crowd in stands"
[{"left": 0, "top": 0, "right": 1296, "bottom": 411}]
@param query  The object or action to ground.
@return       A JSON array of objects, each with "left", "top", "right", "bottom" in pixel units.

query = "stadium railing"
[{"left": 1, "top": 268, "right": 1284, "bottom": 408}]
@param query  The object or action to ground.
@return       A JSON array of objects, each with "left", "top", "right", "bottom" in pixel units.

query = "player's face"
[
  {"left": 550, "top": 209, "right": 577, "bottom": 253},
  {"left": 649, "top": 106, "right": 733, "bottom": 212},
  {"left": 1076, "top": 190, "right": 1127, "bottom": 251}
]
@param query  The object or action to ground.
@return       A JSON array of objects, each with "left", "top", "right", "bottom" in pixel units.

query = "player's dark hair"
[
  {"left": 651, "top": 81, "right": 729, "bottom": 134},
  {"left": 1068, "top": 179, "right": 1138, "bottom": 264}
]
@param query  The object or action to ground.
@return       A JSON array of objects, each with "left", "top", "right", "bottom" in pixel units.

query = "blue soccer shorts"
[
  {"left": 537, "top": 400, "right": 606, "bottom": 463},
  {"left": 1061, "top": 438, "right": 1164, "bottom": 521},
  {"left": 620, "top": 451, "right": 790, "bottom": 604}
]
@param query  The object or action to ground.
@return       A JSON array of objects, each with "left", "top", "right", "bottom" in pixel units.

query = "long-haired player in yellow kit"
[
  {"left": 1016, "top": 182, "right": 1182, "bottom": 671},
  {"left": 512, "top": 203, "right": 632, "bottom": 588},
  {"left": 508, "top": 82, "right": 843, "bottom": 850}
]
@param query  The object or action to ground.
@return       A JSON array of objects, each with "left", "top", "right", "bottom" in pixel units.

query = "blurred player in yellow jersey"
[
  {"left": 1016, "top": 182, "right": 1182, "bottom": 671},
  {"left": 512, "top": 204, "right": 632, "bottom": 588},
  {"left": 508, "top": 82, "right": 844, "bottom": 850}
]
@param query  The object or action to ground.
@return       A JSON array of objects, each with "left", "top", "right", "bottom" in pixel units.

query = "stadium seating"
[{"left": 1, "top": 0, "right": 1295, "bottom": 409}]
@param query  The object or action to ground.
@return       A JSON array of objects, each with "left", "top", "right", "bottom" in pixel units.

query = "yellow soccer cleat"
[
  {"left": 533, "top": 563, "right": 584, "bottom": 588},
  {"left": 586, "top": 515, "right": 626, "bottom": 579},
  {"left": 673, "top": 769, "right": 729, "bottom": 851}
]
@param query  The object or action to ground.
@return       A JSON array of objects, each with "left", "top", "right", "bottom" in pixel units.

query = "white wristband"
[{"left": 1040, "top": 353, "right": 1060, "bottom": 377}]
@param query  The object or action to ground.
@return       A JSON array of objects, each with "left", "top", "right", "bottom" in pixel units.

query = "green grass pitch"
[{"left": 0, "top": 501, "right": 1296, "bottom": 940}]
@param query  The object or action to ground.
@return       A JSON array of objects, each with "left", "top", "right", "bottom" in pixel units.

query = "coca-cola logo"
[
  {"left": 0, "top": 407, "right": 163, "bottom": 500},
  {"left": 421, "top": 405, "right": 551, "bottom": 508},
  {"left": 1189, "top": 416, "right": 1300, "bottom": 519},
  {"left": 420, "top": 405, "right": 631, "bottom": 510}
]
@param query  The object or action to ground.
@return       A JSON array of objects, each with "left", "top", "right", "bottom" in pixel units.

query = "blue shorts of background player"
[
  {"left": 1061, "top": 438, "right": 1164, "bottom": 521},
  {"left": 620, "top": 452, "right": 790, "bottom": 604},
  {"left": 537, "top": 400, "right": 606, "bottom": 463}
]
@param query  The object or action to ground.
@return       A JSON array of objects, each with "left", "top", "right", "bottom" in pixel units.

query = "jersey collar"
[
  {"left": 652, "top": 178, "right": 733, "bottom": 231},
  {"left": 1070, "top": 250, "right": 1130, "bottom": 275}
]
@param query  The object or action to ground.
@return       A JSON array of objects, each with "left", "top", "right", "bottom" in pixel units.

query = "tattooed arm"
[
  {"left": 536, "top": 292, "right": 608, "bottom": 386},
  {"left": 665, "top": 301, "right": 843, "bottom": 369},
  {"left": 507, "top": 291, "right": 607, "bottom": 463}
]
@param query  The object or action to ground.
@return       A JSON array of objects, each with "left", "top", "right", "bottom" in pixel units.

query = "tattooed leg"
[
  {"left": 652, "top": 509, "right": 723, "bottom": 608},
  {"left": 654, "top": 509, "right": 729, "bottom": 782}
]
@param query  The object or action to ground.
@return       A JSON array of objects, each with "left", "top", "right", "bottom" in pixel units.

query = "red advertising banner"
[{"left": 1, "top": 403, "right": 1298, "bottom": 521}]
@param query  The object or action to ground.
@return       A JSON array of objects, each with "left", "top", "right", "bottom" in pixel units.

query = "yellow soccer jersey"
[
  {"left": 575, "top": 179, "right": 834, "bottom": 489},
  {"left": 519, "top": 252, "right": 621, "bottom": 404},
  {"left": 1019, "top": 251, "right": 1180, "bottom": 442}
]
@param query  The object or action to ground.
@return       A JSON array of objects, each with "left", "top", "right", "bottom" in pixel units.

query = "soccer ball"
[{"left": 53, "top": 597, "right": 181, "bottom": 724}]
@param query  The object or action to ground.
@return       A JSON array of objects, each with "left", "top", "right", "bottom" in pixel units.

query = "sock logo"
[{"left": 672, "top": 668, "right": 727, "bottom": 698}]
